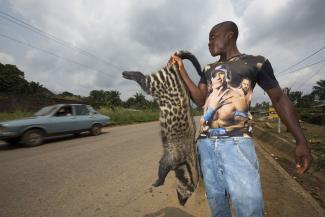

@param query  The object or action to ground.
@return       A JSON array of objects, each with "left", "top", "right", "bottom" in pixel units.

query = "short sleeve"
[
  {"left": 256, "top": 59, "right": 279, "bottom": 91},
  {"left": 198, "top": 66, "right": 208, "bottom": 84}
]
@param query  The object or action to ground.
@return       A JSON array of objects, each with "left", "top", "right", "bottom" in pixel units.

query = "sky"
[{"left": 0, "top": 0, "right": 324, "bottom": 105}]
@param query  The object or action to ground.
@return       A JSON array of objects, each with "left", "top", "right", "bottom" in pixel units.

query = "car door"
[
  {"left": 74, "top": 105, "right": 93, "bottom": 130},
  {"left": 47, "top": 105, "right": 79, "bottom": 134}
]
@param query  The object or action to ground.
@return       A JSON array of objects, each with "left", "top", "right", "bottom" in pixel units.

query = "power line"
[
  {"left": 0, "top": 10, "right": 124, "bottom": 71},
  {"left": 0, "top": 32, "right": 113, "bottom": 78},
  {"left": 278, "top": 58, "right": 325, "bottom": 77},
  {"left": 290, "top": 63, "right": 325, "bottom": 91},
  {"left": 277, "top": 46, "right": 325, "bottom": 75}
]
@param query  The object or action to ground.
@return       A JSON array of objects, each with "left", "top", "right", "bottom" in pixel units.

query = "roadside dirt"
[
  {"left": 0, "top": 119, "right": 324, "bottom": 216},
  {"left": 254, "top": 120, "right": 325, "bottom": 209}
]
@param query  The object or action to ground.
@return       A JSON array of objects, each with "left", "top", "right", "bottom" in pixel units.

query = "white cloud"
[
  {"left": 0, "top": 52, "right": 15, "bottom": 64},
  {"left": 0, "top": 0, "right": 324, "bottom": 104}
]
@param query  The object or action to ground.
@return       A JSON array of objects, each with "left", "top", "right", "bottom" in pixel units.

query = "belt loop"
[
  {"left": 232, "top": 137, "right": 238, "bottom": 145},
  {"left": 214, "top": 138, "right": 218, "bottom": 151}
]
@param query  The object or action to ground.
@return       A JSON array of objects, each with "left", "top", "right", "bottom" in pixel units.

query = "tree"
[
  {"left": 0, "top": 63, "right": 53, "bottom": 96},
  {"left": 134, "top": 93, "right": 147, "bottom": 106},
  {"left": 88, "top": 89, "right": 122, "bottom": 108},
  {"left": 300, "top": 93, "right": 315, "bottom": 108},
  {"left": 60, "top": 91, "right": 74, "bottom": 97},
  {"left": 28, "top": 81, "right": 53, "bottom": 96},
  {"left": 125, "top": 92, "right": 151, "bottom": 109},
  {"left": 89, "top": 90, "right": 107, "bottom": 108},
  {"left": 252, "top": 101, "right": 270, "bottom": 110},
  {"left": 312, "top": 79, "right": 325, "bottom": 100},
  {"left": 288, "top": 90, "right": 303, "bottom": 107},
  {"left": 106, "top": 90, "right": 122, "bottom": 107},
  {"left": 0, "top": 63, "right": 29, "bottom": 94}
]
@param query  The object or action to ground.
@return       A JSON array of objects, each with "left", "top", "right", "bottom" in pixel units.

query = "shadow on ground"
[
  {"left": 143, "top": 207, "right": 196, "bottom": 217},
  {"left": 0, "top": 131, "right": 109, "bottom": 151}
]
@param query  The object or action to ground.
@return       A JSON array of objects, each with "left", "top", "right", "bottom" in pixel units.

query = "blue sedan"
[{"left": 0, "top": 104, "right": 110, "bottom": 147}]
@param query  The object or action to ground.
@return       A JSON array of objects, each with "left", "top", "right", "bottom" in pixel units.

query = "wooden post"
[
  {"left": 322, "top": 106, "right": 325, "bottom": 125},
  {"left": 278, "top": 87, "right": 289, "bottom": 134}
]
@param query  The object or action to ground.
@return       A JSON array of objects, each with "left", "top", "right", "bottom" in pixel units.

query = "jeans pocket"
[{"left": 236, "top": 139, "right": 259, "bottom": 171}]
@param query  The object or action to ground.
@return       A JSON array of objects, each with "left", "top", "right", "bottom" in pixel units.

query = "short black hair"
[
  {"left": 211, "top": 66, "right": 231, "bottom": 81},
  {"left": 211, "top": 21, "right": 239, "bottom": 41},
  {"left": 211, "top": 70, "right": 225, "bottom": 78}
]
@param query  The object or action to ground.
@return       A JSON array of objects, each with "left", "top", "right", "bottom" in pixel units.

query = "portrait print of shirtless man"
[{"left": 200, "top": 64, "right": 251, "bottom": 136}]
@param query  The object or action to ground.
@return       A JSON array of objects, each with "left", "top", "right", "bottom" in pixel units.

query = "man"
[{"left": 169, "top": 21, "right": 312, "bottom": 217}]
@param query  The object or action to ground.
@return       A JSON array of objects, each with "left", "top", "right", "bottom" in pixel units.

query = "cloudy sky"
[{"left": 0, "top": 0, "right": 324, "bottom": 105}]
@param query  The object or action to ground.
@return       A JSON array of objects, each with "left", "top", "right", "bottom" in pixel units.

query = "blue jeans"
[{"left": 197, "top": 137, "right": 264, "bottom": 217}]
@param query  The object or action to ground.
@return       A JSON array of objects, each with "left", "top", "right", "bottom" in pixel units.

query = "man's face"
[
  {"left": 208, "top": 27, "right": 228, "bottom": 57},
  {"left": 242, "top": 79, "right": 250, "bottom": 93},
  {"left": 211, "top": 71, "right": 226, "bottom": 89}
]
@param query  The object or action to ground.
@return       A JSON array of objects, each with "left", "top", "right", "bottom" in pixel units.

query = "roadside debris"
[{"left": 264, "top": 122, "right": 273, "bottom": 129}]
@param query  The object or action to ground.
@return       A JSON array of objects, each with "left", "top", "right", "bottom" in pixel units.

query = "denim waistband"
[
  {"left": 198, "top": 135, "right": 252, "bottom": 142},
  {"left": 207, "top": 128, "right": 245, "bottom": 138}
]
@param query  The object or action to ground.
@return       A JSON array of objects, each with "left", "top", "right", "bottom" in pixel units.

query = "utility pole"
[{"left": 278, "top": 87, "right": 289, "bottom": 133}]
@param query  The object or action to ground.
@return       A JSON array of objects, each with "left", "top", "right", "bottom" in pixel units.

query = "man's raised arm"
[{"left": 169, "top": 54, "right": 207, "bottom": 107}]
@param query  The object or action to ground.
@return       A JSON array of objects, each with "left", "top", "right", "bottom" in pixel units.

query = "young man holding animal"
[{"left": 169, "top": 21, "right": 312, "bottom": 217}]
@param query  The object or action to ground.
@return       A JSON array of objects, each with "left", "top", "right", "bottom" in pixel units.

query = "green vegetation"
[
  {"left": 0, "top": 62, "right": 205, "bottom": 124},
  {"left": 0, "top": 107, "right": 202, "bottom": 124},
  {"left": 0, "top": 63, "right": 53, "bottom": 96},
  {"left": 252, "top": 82, "right": 325, "bottom": 125},
  {"left": 0, "top": 111, "right": 33, "bottom": 121},
  {"left": 99, "top": 107, "right": 159, "bottom": 125}
]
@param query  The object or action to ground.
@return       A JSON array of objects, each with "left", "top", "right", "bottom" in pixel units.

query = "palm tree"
[
  {"left": 312, "top": 79, "right": 325, "bottom": 100},
  {"left": 134, "top": 92, "right": 147, "bottom": 107}
]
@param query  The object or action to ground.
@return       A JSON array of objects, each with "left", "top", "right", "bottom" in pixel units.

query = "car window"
[
  {"left": 34, "top": 105, "right": 58, "bottom": 116},
  {"left": 75, "top": 105, "right": 90, "bottom": 116},
  {"left": 87, "top": 105, "right": 99, "bottom": 114},
  {"left": 55, "top": 106, "right": 73, "bottom": 117}
]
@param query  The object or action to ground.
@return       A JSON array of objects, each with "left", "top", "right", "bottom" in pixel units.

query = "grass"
[
  {"left": 0, "top": 111, "right": 34, "bottom": 122},
  {"left": 98, "top": 107, "right": 159, "bottom": 125},
  {"left": 0, "top": 106, "right": 202, "bottom": 125},
  {"left": 98, "top": 106, "right": 203, "bottom": 125}
]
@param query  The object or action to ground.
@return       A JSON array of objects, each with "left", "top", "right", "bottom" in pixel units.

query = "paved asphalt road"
[{"left": 0, "top": 119, "right": 323, "bottom": 217}]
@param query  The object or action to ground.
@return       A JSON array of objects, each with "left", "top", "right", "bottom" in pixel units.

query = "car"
[{"left": 0, "top": 104, "right": 110, "bottom": 147}]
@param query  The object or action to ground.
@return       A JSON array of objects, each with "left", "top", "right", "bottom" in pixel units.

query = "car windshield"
[
  {"left": 34, "top": 105, "right": 58, "bottom": 116},
  {"left": 87, "top": 105, "right": 100, "bottom": 114}
]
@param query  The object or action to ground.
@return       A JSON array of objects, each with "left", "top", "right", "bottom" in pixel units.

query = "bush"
[
  {"left": 98, "top": 106, "right": 159, "bottom": 125},
  {"left": 299, "top": 111, "right": 324, "bottom": 125}
]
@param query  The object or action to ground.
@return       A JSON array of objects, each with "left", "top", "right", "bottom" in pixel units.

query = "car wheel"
[
  {"left": 3, "top": 138, "right": 20, "bottom": 145},
  {"left": 90, "top": 124, "right": 102, "bottom": 136},
  {"left": 22, "top": 129, "right": 45, "bottom": 147}
]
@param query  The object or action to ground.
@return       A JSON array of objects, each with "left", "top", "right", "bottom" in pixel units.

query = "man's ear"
[{"left": 226, "top": 32, "right": 234, "bottom": 41}]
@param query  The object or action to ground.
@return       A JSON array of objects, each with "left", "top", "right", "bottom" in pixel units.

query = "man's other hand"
[{"left": 295, "top": 143, "right": 312, "bottom": 175}]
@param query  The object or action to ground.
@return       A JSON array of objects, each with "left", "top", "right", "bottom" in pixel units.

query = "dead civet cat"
[{"left": 122, "top": 51, "right": 204, "bottom": 205}]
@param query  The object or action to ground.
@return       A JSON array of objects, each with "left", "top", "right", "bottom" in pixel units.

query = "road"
[{"left": 0, "top": 119, "right": 323, "bottom": 217}]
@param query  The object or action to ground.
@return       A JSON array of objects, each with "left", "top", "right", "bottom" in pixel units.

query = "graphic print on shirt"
[{"left": 200, "top": 55, "right": 278, "bottom": 137}]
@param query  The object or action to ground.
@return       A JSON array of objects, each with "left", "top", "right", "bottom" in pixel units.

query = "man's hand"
[
  {"left": 168, "top": 53, "right": 185, "bottom": 70},
  {"left": 209, "top": 88, "right": 232, "bottom": 109},
  {"left": 167, "top": 52, "right": 207, "bottom": 107},
  {"left": 295, "top": 142, "right": 312, "bottom": 175},
  {"left": 266, "top": 86, "right": 312, "bottom": 176}
]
